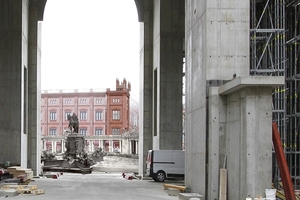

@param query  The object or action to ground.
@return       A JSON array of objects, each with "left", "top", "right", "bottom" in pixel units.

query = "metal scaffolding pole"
[
  {"left": 250, "top": 0, "right": 288, "bottom": 188},
  {"left": 286, "top": 0, "right": 300, "bottom": 187}
]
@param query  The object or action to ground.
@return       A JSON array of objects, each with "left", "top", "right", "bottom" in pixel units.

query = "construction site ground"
[{"left": 5, "top": 172, "right": 184, "bottom": 200}]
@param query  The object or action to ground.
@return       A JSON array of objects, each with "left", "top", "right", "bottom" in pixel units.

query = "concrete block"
[
  {"left": 178, "top": 193, "right": 204, "bottom": 200},
  {"left": 0, "top": 189, "right": 18, "bottom": 197},
  {"left": 166, "top": 188, "right": 180, "bottom": 196}
]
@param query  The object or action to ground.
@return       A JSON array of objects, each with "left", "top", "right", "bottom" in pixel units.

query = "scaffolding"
[{"left": 250, "top": 0, "right": 300, "bottom": 188}]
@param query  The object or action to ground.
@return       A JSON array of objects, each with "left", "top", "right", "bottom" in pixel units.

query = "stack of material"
[
  {"left": 1, "top": 184, "right": 45, "bottom": 196},
  {"left": 6, "top": 166, "right": 33, "bottom": 184},
  {"left": 0, "top": 168, "right": 13, "bottom": 181}
]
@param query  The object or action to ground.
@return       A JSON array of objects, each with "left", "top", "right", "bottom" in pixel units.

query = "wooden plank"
[
  {"left": 219, "top": 169, "right": 227, "bottom": 200},
  {"left": 163, "top": 184, "right": 186, "bottom": 192},
  {"left": 32, "top": 189, "right": 45, "bottom": 195}
]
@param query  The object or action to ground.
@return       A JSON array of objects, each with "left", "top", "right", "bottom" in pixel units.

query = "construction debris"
[
  {"left": 43, "top": 172, "right": 63, "bottom": 179},
  {"left": 0, "top": 166, "right": 45, "bottom": 197},
  {"left": 121, "top": 173, "right": 139, "bottom": 180},
  {"left": 1, "top": 184, "right": 45, "bottom": 195},
  {"left": 163, "top": 183, "right": 186, "bottom": 192}
]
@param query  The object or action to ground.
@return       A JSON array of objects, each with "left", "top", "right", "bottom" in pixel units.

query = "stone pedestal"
[
  {"left": 43, "top": 133, "right": 93, "bottom": 174},
  {"left": 65, "top": 134, "right": 85, "bottom": 158}
]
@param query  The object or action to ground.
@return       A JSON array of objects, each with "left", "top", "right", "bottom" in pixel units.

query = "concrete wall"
[
  {"left": 139, "top": 0, "right": 184, "bottom": 175},
  {"left": 185, "top": 0, "right": 207, "bottom": 194},
  {"left": 207, "top": 76, "right": 283, "bottom": 199},
  {"left": 0, "top": 0, "right": 28, "bottom": 167},
  {"left": 185, "top": 0, "right": 280, "bottom": 199},
  {"left": 153, "top": 0, "right": 184, "bottom": 150},
  {"left": 27, "top": 0, "right": 42, "bottom": 175},
  {"left": 139, "top": 0, "right": 153, "bottom": 176}
]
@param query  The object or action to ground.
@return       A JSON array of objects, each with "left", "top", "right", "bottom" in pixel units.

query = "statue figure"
[{"left": 68, "top": 113, "right": 79, "bottom": 133}]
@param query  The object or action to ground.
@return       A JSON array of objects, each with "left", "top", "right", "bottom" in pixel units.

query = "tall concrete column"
[
  {"left": 0, "top": 0, "right": 29, "bottom": 167},
  {"left": 138, "top": 0, "right": 154, "bottom": 176},
  {"left": 27, "top": 0, "right": 46, "bottom": 176},
  {"left": 152, "top": 0, "right": 184, "bottom": 150},
  {"left": 185, "top": 0, "right": 250, "bottom": 196}
]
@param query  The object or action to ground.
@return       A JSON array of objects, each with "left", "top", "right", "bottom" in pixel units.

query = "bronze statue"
[{"left": 68, "top": 113, "right": 79, "bottom": 133}]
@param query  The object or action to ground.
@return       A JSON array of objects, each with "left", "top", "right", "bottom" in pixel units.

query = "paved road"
[{"left": 9, "top": 172, "right": 184, "bottom": 200}]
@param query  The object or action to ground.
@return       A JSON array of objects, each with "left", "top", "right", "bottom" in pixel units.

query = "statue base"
[{"left": 42, "top": 133, "right": 94, "bottom": 174}]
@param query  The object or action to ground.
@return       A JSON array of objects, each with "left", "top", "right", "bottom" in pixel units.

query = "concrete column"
[
  {"left": 217, "top": 77, "right": 284, "bottom": 199},
  {"left": 139, "top": 0, "right": 154, "bottom": 176},
  {"left": 0, "top": 0, "right": 28, "bottom": 167},
  {"left": 185, "top": 0, "right": 250, "bottom": 195},
  {"left": 27, "top": 0, "right": 45, "bottom": 175},
  {"left": 207, "top": 87, "right": 223, "bottom": 200},
  {"left": 152, "top": 0, "right": 184, "bottom": 150}
]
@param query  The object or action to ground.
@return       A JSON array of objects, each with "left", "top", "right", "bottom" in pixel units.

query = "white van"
[{"left": 145, "top": 150, "right": 185, "bottom": 182}]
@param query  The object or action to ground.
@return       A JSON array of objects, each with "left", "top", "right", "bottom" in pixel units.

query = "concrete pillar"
[
  {"left": 207, "top": 87, "right": 224, "bottom": 200},
  {"left": 152, "top": 0, "right": 184, "bottom": 150},
  {"left": 139, "top": 0, "right": 154, "bottom": 176},
  {"left": 217, "top": 77, "right": 283, "bottom": 199},
  {"left": 27, "top": 0, "right": 45, "bottom": 175},
  {"left": 185, "top": 0, "right": 250, "bottom": 196},
  {"left": 0, "top": 0, "right": 29, "bottom": 167}
]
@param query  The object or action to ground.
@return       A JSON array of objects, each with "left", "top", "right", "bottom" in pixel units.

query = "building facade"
[{"left": 41, "top": 79, "right": 139, "bottom": 154}]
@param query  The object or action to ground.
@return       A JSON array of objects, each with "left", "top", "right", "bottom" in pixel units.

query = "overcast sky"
[{"left": 41, "top": 0, "right": 140, "bottom": 99}]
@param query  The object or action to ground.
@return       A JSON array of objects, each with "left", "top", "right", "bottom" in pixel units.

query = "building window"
[
  {"left": 65, "top": 111, "right": 71, "bottom": 120},
  {"left": 95, "top": 111, "right": 103, "bottom": 120},
  {"left": 80, "top": 111, "right": 87, "bottom": 120},
  {"left": 80, "top": 128, "right": 87, "bottom": 136},
  {"left": 95, "top": 129, "right": 103, "bottom": 136},
  {"left": 96, "top": 99, "right": 102, "bottom": 104},
  {"left": 112, "top": 98, "right": 120, "bottom": 103},
  {"left": 50, "top": 99, "right": 57, "bottom": 104},
  {"left": 112, "top": 128, "right": 120, "bottom": 135},
  {"left": 80, "top": 99, "right": 87, "bottom": 104},
  {"left": 50, "top": 112, "right": 57, "bottom": 120},
  {"left": 65, "top": 99, "right": 72, "bottom": 104},
  {"left": 112, "top": 110, "right": 120, "bottom": 120},
  {"left": 49, "top": 128, "right": 57, "bottom": 135}
]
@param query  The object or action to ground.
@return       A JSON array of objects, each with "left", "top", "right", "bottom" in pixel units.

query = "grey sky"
[{"left": 41, "top": 0, "right": 140, "bottom": 99}]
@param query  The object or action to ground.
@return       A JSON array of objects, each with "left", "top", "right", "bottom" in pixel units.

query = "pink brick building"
[{"left": 41, "top": 79, "right": 139, "bottom": 154}]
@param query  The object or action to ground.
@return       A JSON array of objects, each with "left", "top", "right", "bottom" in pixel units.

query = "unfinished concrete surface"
[
  {"left": 5, "top": 173, "right": 182, "bottom": 200},
  {"left": 0, "top": 1, "right": 286, "bottom": 200}
]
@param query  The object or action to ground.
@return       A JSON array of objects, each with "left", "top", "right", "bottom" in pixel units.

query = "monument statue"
[
  {"left": 68, "top": 113, "right": 79, "bottom": 133},
  {"left": 43, "top": 112, "right": 94, "bottom": 174}
]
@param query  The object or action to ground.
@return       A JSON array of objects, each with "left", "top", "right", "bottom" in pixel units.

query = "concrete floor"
[{"left": 8, "top": 172, "right": 184, "bottom": 200}]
